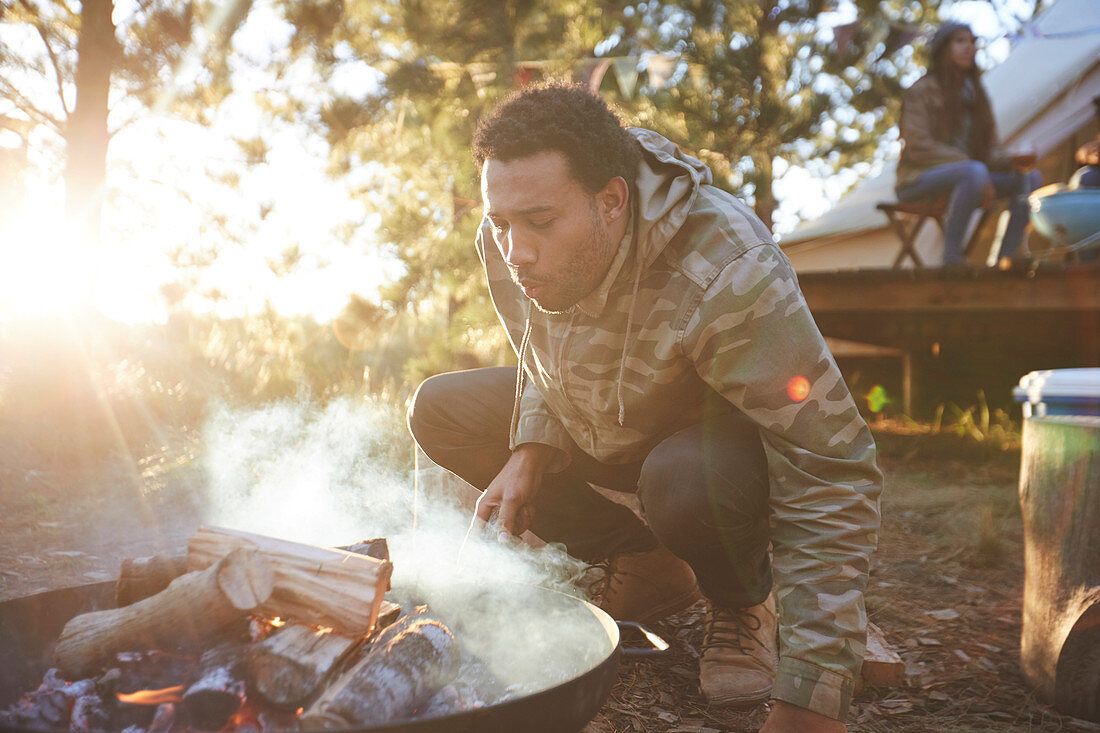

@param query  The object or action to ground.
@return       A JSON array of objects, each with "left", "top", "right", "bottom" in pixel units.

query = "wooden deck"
[{"left": 797, "top": 262, "right": 1100, "bottom": 414}]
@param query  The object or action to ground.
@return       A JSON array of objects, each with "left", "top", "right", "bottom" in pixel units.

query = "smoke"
[
  {"left": 199, "top": 397, "right": 617, "bottom": 701},
  {"left": 199, "top": 396, "right": 595, "bottom": 596}
]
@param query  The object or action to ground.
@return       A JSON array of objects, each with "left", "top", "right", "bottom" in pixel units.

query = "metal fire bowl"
[{"left": 0, "top": 579, "right": 650, "bottom": 733}]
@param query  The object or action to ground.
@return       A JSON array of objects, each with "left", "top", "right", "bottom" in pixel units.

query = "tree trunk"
[
  {"left": 749, "top": 149, "right": 775, "bottom": 233},
  {"left": 751, "top": 0, "right": 780, "bottom": 233},
  {"left": 65, "top": 0, "right": 115, "bottom": 251}
]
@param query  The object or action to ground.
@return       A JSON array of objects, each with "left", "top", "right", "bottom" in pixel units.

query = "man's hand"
[
  {"left": 474, "top": 443, "right": 555, "bottom": 537},
  {"left": 760, "top": 700, "right": 846, "bottom": 733},
  {"left": 1077, "top": 140, "right": 1100, "bottom": 167},
  {"left": 1011, "top": 152, "right": 1038, "bottom": 170}
]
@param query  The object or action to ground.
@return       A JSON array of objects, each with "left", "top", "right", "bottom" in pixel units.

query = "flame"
[
  {"left": 226, "top": 699, "right": 262, "bottom": 729},
  {"left": 117, "top": 685, "right": 185, "bottom": 705},
  {"left": 269, "top": 617, "right": 287, "bottom": 627}
]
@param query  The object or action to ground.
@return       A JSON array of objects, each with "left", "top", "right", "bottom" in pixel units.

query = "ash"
[
  {"left": 410, "top": 657, "right": 504, "bottom": 720},
  {"left": 0, "top": 669, "right": 112, "bottom": 732},
  {"left": 0, "top": 653, "right": 192, "bottom": 732}
]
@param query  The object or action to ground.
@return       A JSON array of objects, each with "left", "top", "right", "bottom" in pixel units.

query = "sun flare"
[{"left": 0, "top": 204, "right": 91, "bottom": 319}]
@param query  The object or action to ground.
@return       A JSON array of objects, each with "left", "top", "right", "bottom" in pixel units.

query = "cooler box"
[
  {"left": 1013, "top": 368, "right": 1100, "bottom": 418},
  {"left": 1013, "top": 368, "right": 1100, "bottom": 722}
]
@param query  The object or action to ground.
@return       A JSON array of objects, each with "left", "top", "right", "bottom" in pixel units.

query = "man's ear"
[{"left": 596, "top": 176, "right": 629, "bottom": 224}]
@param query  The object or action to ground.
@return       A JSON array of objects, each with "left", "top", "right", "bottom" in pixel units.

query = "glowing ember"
[{"left": 116, "top": 685, "right": 185, "bottom": 705}]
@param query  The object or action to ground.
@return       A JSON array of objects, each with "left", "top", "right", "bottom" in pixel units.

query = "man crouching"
[{"left": 408, "top": 82, "right": 882, "bottom": 732}]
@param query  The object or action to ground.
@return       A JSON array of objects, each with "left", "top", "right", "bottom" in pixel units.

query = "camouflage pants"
[{"left": 407, "top": 367, "right": 773, "bottom": 608}]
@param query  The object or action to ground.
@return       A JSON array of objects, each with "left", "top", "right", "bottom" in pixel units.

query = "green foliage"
[
  {"left": 250, "top": 0, "right": 602, "bottom": 379},
  {"left": 0, "top": 308, "right": 440, "bottom": 473},
  {"left": 597, "top": 0, "right": 933, "bottom": 229}
]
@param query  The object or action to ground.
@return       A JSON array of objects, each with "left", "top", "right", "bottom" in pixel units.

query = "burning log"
[
  {"left": 116, "top": 554, "right": 189, "bottom": 607},
  {"left": 188, "top": 527, "right": 394, "bottom": 636},
  {"left": 182, "top": 647, "right": 246, "bottom": 730},
  {"left": 148, "top": 703, "right": 177, "bottom": 733},
  {"left": 245, "top": 624, "right": 358, "bottom": 709},
  {"left": 54, "top": 548, "right": 274, "bottom": 679},
  {"left": 299, "top": 618, "right": 460, "bottom": 729}
]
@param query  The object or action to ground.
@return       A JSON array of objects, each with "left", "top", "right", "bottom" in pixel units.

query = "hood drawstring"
[
  {"left": 509, "top": 305, "right": 533, "bottom": 445},
  {"left": 616, "top": 250, "right": 646, "bottom": 427}
]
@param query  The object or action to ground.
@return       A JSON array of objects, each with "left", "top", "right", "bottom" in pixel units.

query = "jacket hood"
[{"left": 629, "top": 127, "right": 713, "bottom": 269}]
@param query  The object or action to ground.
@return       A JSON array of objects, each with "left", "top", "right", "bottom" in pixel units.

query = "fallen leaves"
[{"left": 924, "top": 608, "right": 961, "bottom": 621}]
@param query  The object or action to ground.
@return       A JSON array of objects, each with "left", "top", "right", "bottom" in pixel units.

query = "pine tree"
[
  {"left": 264, "top": 0, "right": 590, "bottom": 377},
  {"left": 591, "top": 0, "right": 939, "bottom": 232},
  {"left": 0, "top": 0, "right": 251, "bottom": 249}
]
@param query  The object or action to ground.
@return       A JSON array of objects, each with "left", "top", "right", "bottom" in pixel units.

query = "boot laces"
[
  {"left": 704, "top": 605, "right": 765, "bottom": 656},
  {"left": 576, "top": 557, "right": 622, "bottom": 603}
]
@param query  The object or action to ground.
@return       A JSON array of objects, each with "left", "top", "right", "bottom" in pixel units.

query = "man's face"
[{"left": 481, "top": 151, "right": 620, "bottom": 314}]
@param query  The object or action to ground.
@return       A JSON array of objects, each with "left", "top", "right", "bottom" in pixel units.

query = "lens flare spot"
[
  {"left": 786, "top": 375, "right": 811, "bottom": 402},
  {"left": 866, "top": 385, "right": 891, "bottom": 413}
]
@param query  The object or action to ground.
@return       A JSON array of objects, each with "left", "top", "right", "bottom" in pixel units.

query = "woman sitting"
[{"left": 896, "top": 22, "right": 1041, "bottom": 266}]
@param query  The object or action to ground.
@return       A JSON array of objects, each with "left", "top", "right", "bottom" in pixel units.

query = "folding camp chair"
[{"left": 876, "top": 198, "right": 993, "bottom": 268}]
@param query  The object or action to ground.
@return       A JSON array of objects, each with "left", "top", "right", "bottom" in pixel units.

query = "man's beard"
[{"left": 510, "top": 215, "right": 615, "bottom": 314}]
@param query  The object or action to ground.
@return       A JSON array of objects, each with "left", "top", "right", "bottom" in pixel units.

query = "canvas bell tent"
[{"left": 781, "top": 0, "right": 1100, "bottom": 271}]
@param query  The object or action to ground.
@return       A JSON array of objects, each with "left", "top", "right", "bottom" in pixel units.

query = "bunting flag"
[
  {"left": 574, "top": 58, "right": 612, "bottom": 93},
  {"left": 644, "top": 54, "right": 678, "bottom": 89},
  {"left": 513, "top": 66, "right": 538, "bottom": 88},
  {"left": 883, "top": 22, "right": 922, "bottom": 57},
  {"left": 832, "top": 21, "right": 860, "bottom": 62},
  {"left": 687, "top": 62, "right": 707, "bottom": 89},
  {"left": 612, "top": 58, "right": 640, "bottom": 99}
]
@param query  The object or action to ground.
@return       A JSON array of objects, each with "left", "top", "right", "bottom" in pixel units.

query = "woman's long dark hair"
[{"left": 930, "top": 34, "right": 995, "bottom": 163}]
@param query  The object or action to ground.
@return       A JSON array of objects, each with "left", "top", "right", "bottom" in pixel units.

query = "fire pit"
[{"left": 0, "top": 528, "right": 662, "bottom": 733}]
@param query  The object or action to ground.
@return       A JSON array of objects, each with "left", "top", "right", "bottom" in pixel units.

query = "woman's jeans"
[
  {"left": 897, "top": 161, "right": 1042, "bottom": 264},
  {"left": 407, "top": 367, "right": 773, "bottom": 608}
]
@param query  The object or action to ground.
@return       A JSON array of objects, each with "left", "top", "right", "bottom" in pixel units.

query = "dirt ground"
[{"left": 2, "top": 431, "right": 1099, "bottom": 732}]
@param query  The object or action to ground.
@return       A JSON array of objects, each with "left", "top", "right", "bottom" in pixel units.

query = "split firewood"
[
  {"left": 245, "top": 625, "right": 359, "bottom": 709},
  {"left": 298, "top": 618, "right": 460, "bottom": 729},
  {"left": 116, "top": 554, "right": 188, "bottom": 607},
  {"left": 338, "top": 537, "right": 390, "bottom": 564},
  {"left": 55, "top": 548, "right": 274, "bottom": 679},
  {"left": 188, "top": 527, "right": 393, "bottom": 637},
  {"left": 182, "top": 647, "right": 246, "bottom": 730},
  {"left": 117, "top": 540, "right": 388, "bottom": 609},
  {"left": 857, "top": 622, "right": 905, "bottom": 691}
]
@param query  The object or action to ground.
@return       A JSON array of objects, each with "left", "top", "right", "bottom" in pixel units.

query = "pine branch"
[
  {"left": 0, "top": 73, "right": 63, "bottom": 131},
  {"left": 19, "top": 0, "right": 71, "bottom": 117}
]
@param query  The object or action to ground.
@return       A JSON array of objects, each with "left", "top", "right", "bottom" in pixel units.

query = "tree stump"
[{"left": 1019, "top": 415, "right": 1100, "bottom": 722}]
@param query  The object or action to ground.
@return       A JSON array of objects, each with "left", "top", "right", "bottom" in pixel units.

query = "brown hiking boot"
[
  {"left": 699, "top": 594, "right": 778, "bottom": 705},
  {"left": 587, "top": 544, "right": 701, "bottom": 624}
]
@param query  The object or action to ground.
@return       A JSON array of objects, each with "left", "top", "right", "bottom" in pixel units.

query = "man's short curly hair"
[{"left": 472, "top": 82, "right": 641, "bottom": 193}]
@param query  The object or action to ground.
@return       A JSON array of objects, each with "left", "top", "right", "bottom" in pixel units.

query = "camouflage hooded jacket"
[{"left": 475, "top": 128, "right": 883, "bottom": 721}]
